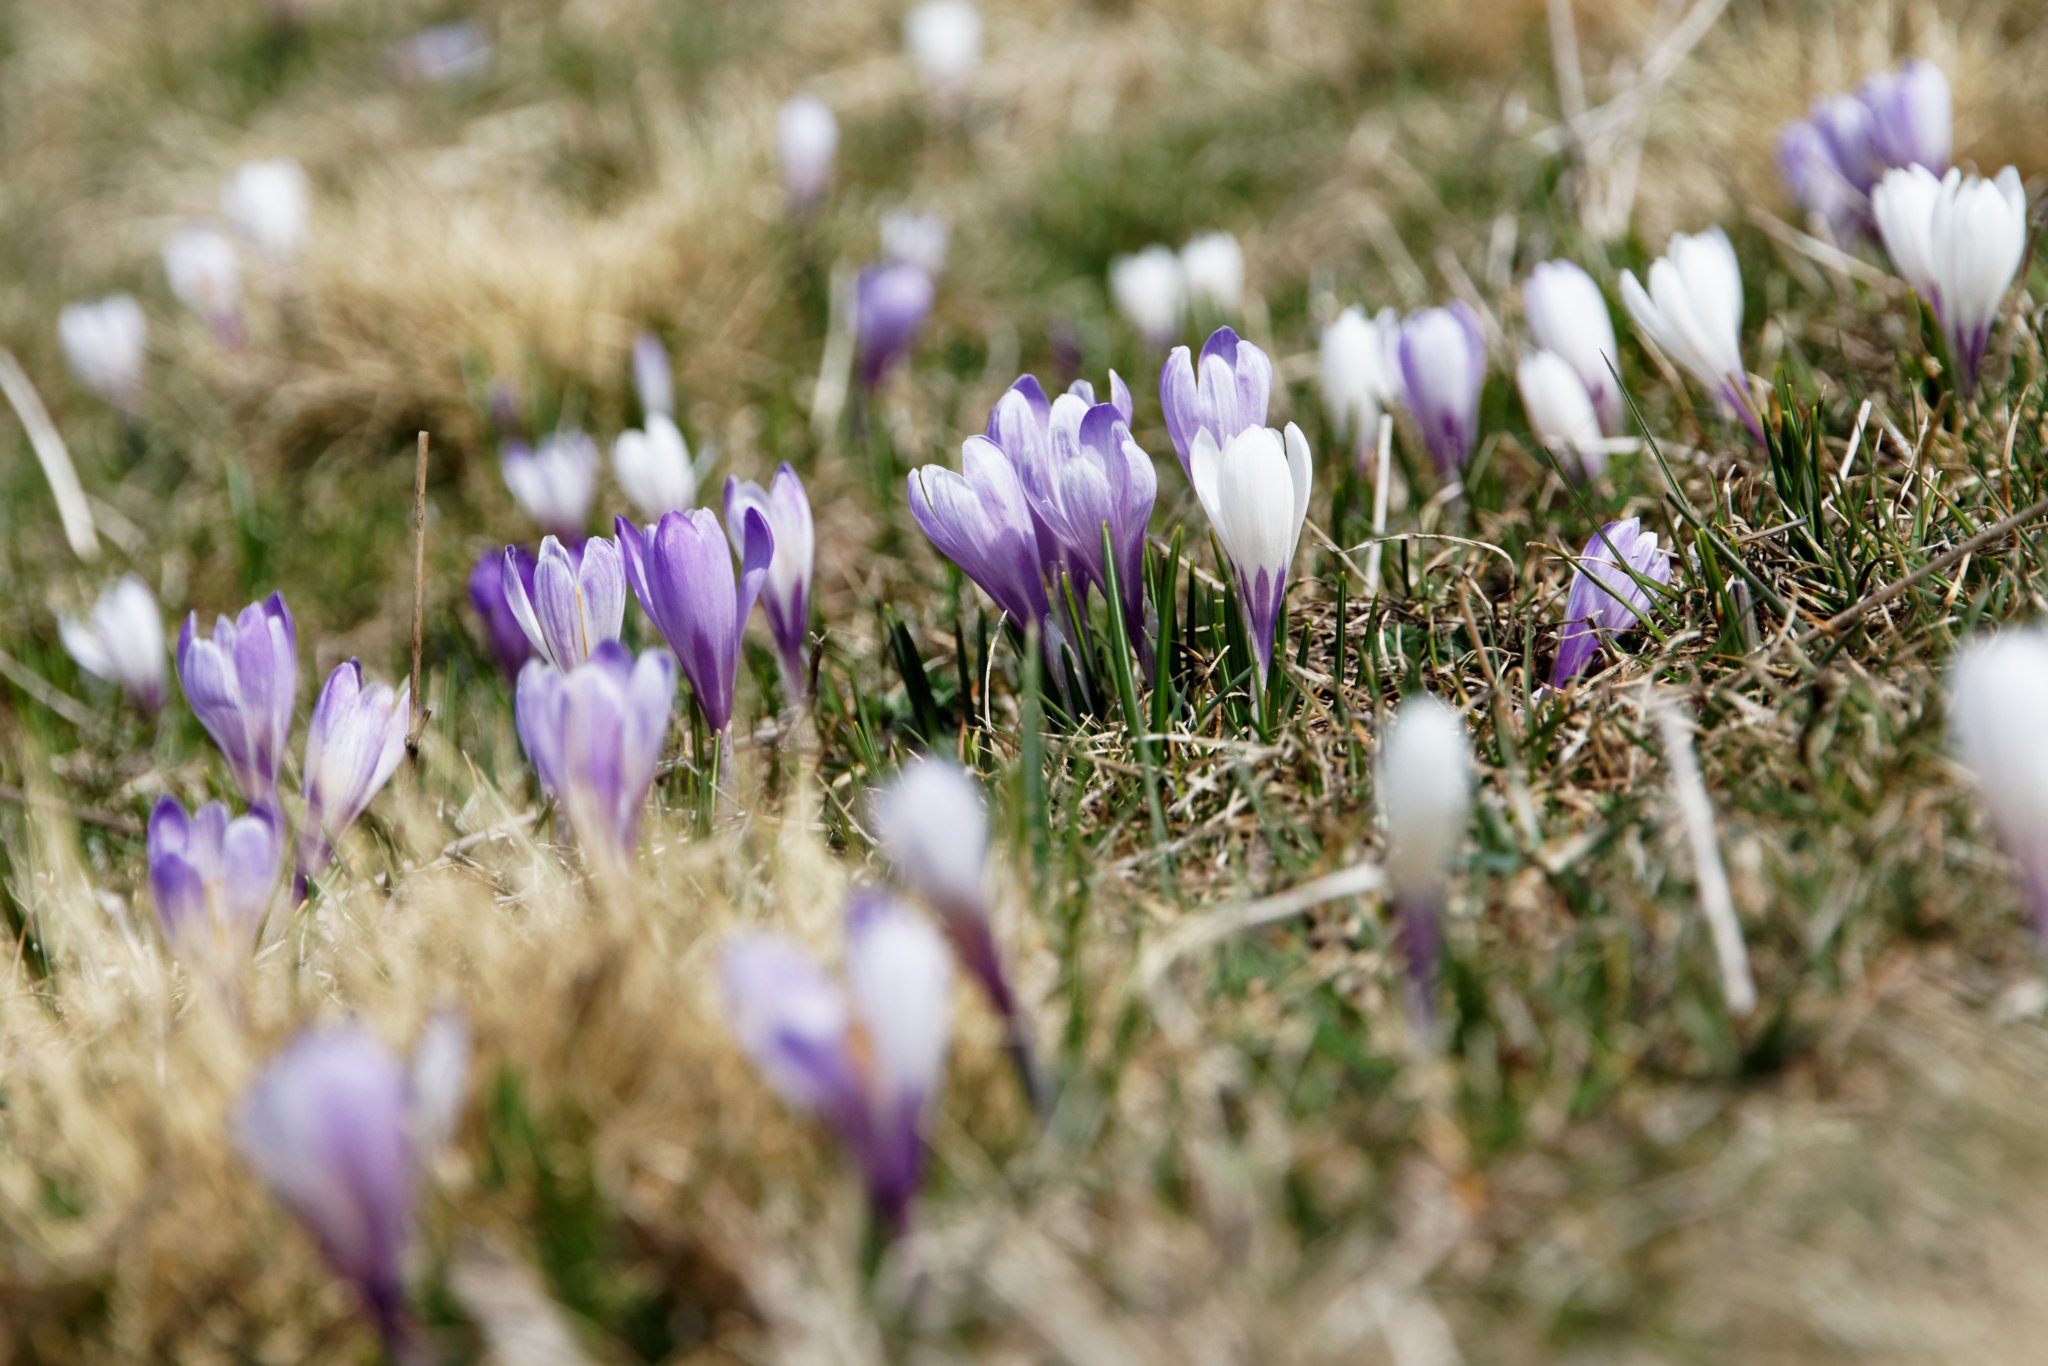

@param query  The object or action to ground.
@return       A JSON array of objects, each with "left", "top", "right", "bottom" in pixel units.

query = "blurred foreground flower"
[
  {"left": 1377, "top": 695, "right": 1472, "bottom": 1033},
  {"left": 60, "top": 574, "right": 166, "bottom": 712},
  {"left": 1949, "top": 631, "right": 2048, "bottom": 938},
  {"left": 58, "top": 295, "right": 147, "bottom": 413},
  {"left": 177, "top": 593, "right": 296, "bottom": 804},
  {"left": 618, "top": 508, "right": 771, "bottom": 737},
  {"left": 1872, "top": 165, "right": 2028, "bottom": 395},
  {"left": 1188, "top": 422, "right": 1311, "bottom": 692},
  {"left": 854, "top": 261, "right": 935, "bottom": 391},
  {"left": 1523, "top": 260, "right": 1622, "bottom": 434},
  {"left": 1181, "top": 231, "right": 1244, "bottom": 315},
  {"left": 1319, "top": 305, "right": 1401, "bottom": 467},
  {"left": 503, "top": 535, "right": 625, "bottom": 672},
  {"left": 1161, "top": 325, "right": 1273, "bottom": 478},
  {"left": 149, "top": 796, "right": 282, "bottom": 964},
  {"left": 222, "top": 160, "right": 310, "bottom": 267},
  {"left": 516, "top": 642, "right": 675, "bottom": 859},
  {"left": 1620, "top": 228, "right": 1760, "bottom": 443},
  {"left": 722, "top": 889, "right": 952, "bottom": 1237},
  {"left": 468, "top": 548, "right": 536, "bottom": 678},
  {"left": 1397, "top": 303, "right": 1487, "bottom": 477},
  {"left": 298, "top": 661, "right": 408, "bottom": 884},
  {"left": 904, "top": 0, "right": 982, "bottom": 115},
  {"left": 162, "top": 225, "right": 242, "bottom": 346},
  {"left": 1551, "top": 517, "right": 1672, "bottom": 688},
  {"left": 1109, "top": 245, "right": 1186, "bottom": 350},
  {"left": 777, "top": 94, "right": 838, "bottom": 216},
  {"left": 503, "top": 431, "right": 598, "bottom": 542},
  {"left": 726, "top": 465, "right": 815, "bottom": 703}
]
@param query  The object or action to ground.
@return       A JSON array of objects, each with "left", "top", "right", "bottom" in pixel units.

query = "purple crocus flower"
[
  {"left": 468, "top": 547, "right": 536, "bottom": 679},
  {"left": 726, "top": 465, "right": 815, "bottom": 703},
  {"left": 617, "top": 508, "right": 772, "bottom": 736},
  {"left": 1778, "top": 118, "right": 1871, "bottom": 245},
  {"left": 501, "top": 534, "right": 625, "bottom": 672},
  {"left": 297, "top": 661, "right": 409, "bottom": 883},
  {"left": 854, "top": 261, "right": 935, "bottom": 391},
  {"left": 721, "top": 888, "right": 952, "bottom": 1237},
  {"left": 515, "top": 641, "right": 676, "bottom": 859},
  {"left": 1858, "top": 60, "right": 1951, "bottom": 177},
  {"left": 1397, "top": 303, "right": 1488, "bottom": 477},
  {"left": 1159, "top": 326, "right": 1273, "bottom": 478},
  {"left": 632, "top": 330, "right": 674, "bottom": 420},
  {"left": 177, "top": 593, "right": 296, "bottom": 805},
  {"left": 148, "top": 795, "right": 283, "bottom": 962},
  {"left": 1551, "top": 517, "right": 1673, "bottom": 688},
  {"left": 502, "top": 430, "right": 598, "bottom": 543}
]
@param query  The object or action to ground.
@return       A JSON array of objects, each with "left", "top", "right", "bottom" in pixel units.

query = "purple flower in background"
[
  {"left": 1551, "top": 517, "right": 1673, "bottom": 688},
  {"left": 502, "top": 430, "right": 598, "bottom": 542},
  {"left": 177, "top": 593, "right": 296, "bottom": 804},
  {"left": 1808, "top": 94, "right": 1883, "bottom": 196},
  {"left": 1777, "top": 61, "right": 1952, "bottom": 246},
  {"left": 388, "top": 19, "right": 493, "bottom": 85},
  {"left": 726, "top": 465, "right": 815, "bottom": 703},
  {"left": 1859, "top": 60, "right": 1951, "bottom": 176},
  {"left": 632, "top": 331, "right": 674, "bottom": 420},
  {"left": 1397, "top": 303, "right": 1488, "bottom": 477},
  {"left": 721, "top": 888, "right": 953, "bottom": 1236},
  {"left": 618, "top": 509, "right": 772, "bottom": 736},
  {"left": 502, "top": 535, "right": 626, "bottom": 672},
  {"left": 467, "top": 548, "right": 536, "bottom": 678},
  {"left": 881, "top": 209, "right": 950, "bottom": 277},
  {"left": 1188, "top": 423, "right": 1313, "bottom": 688},
  {"left": 297, "top": 661, "right": 409, "bottom": 882},
  {"left": 854, "top": 261, "right": 935, "bottom": 391},
  {"left": 515, "top": 641, "right": 676, "bottom": 859},
  {"left": 148, "top": 796, "right": 282, "bottom": 963},
  {"left": 60, "top": 575, "right": 167, "bottom": 712},
  {"left": 1159, "top": 326, "right": 1273, "bottom": 478},
  {"left": 1778, "top": 119, "right": 1869, "bottom": 245}
]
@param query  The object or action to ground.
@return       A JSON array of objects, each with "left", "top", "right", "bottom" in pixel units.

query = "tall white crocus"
[
  {"left": 1189, "top": 422, "right": 1313, "bottom": 691},
  {"left": 163, "top": 225, "right": 243, "bottom": 346},
  {"left": 905, "top": 0, "right": 982, "bottom": 113},
  {"left": 1319, "top": 305, "right": 1401, "bottom": 465},
  {"left": 60, "top": 575, "right": 167, "bottom": 712},
  {"left": 1377, "top": 694, "right": 1473, "bottom": 1031},
  {"left": 1524, "top": 260, "right": 1623, "bottom": 433},
  {"left": 1110, "top": 246, "right": 1187, "bottom": 349},
  {"left": 58, "top": 295, "right": 148, "bottom": 414},
  {"left": 1619, "top": 227, "right": 1759, "bottom": 442},
  {"left": 776, "top": 94, "right": 838, "bottom": 216},
  {"left": 1949, "top": 630, "right": 2048, "bottom": 938},
  {"left": 1181, "top": 231, "right": 1245, "bottom": 315},
  {"left": 1872, "top": 165, "right": 2029, "bottom": 395},
  {"left": 1517, "top": 350, "right": 1607, "bottom": 477},
  {"left": 612, "top": 415, "right": 696, "bottom": 521},
  {"left": 221, "top": 160, "right": 310, "bottom": 266}
]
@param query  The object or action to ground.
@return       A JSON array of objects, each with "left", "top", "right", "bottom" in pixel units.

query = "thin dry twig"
[{"left": 408, "top": 431, "right": 432, "bottom": 755}]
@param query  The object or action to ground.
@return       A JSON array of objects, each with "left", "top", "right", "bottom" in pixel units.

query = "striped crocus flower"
[
  {"left": 726, "top": 465, "right": 815, "bottom": 703},
  {"left": 617, "top": 507, "right": 772, "bottom": 737},
  {"left": 176, "top": 593, "right": 296, "bottom": 805},
  {"left": 148, "top": 796, "right": 283, "bottom": 964},
  {"left": 467, "top": 547, "right": 537, "bottom": 679},
  {"left": 515, "top": 641, "right": 676, "bottom": 860},
  {"left": 1160, "top": 325, "right": 1273, "bottom": 479},
  {"left": 1550, "top": 517, "right": 1672, "bottom": 688},
  {"left": 297, "top": 660, "right": 409, "bottom": 884},
  {"left": 501, "top": 535, "right": 626, "bottom": 673}
]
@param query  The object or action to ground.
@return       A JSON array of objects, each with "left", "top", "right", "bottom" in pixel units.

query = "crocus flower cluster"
[
  {"left": 58, "top": 295, "right": 148, "bottom": 414},
  {"left": 777, "top": 93, "right": 839, "bottom": 216},
  {"left": 60, "top": 575, "right": 167, "bottom": 712},
  {"left": 515, "top": 640, "right": 676, "bottom": 859},
  {"left": 1778, "top": 60, "right": 1950, "bottom": 245},
  {"left": 1948, "top": 631, "right": 2048, "bottom": 938},
  {"left": 148, "top": 796, "right": 283, "bottom": 965},
  {"left": 502, "top": 535, "right": 626, "bottom": 672},
  {"left": 177, "top": 593, "right": 297, "bottom": 804},
  {"left": 298, "top": 661, "right": 409, "bottom": 882},
  {"left": 1620, "top": 227, "right": 1760, "bottom": 443},
  {"left": 726, "top": 465, "right": 816, "bottom": 701},
  {"left": 1550, "top": 517, "right": 1673, "bottom": 688},
  {"left": 1397, "top": 303, "right": 1488, "bottom": 476},
  {"left": 1319, "top": 305, "right": 1402, "bottom": 466},
  {"left": 1376, "top": 694, "right": 1473, "bottom": 1032},
  {"left": 1872, "top": 165, "right": 2029, "bottom": 394}
]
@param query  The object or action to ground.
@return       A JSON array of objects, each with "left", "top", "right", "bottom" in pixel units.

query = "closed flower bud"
[
  {"left": 853, "top": 261, "right": 935, "bottom": 391},
  {"left": 515, "top": 641, "right": 675, "bottom": 858},
  {"left": 1160, "top": 325, "right": 1273, "bottom": 478},
  {"left": 1397, "top": 303, "right": 1488, "bottom": 477},
  {"left": 1319, "top": 305, "right": 1402, "bottom": 461},
  {"left": 148, "top": 796, "right": 282, "bottom": 963},
  {"left": 1948, "top": 631, "right": 2048, "bottom": 938},
  {"left": 468, "top": 547, "right": 536, "bottom": 679},
  {"left": 1188, "top": 421, "right": 1312, "bottom": 687},
  {"left": 1109, "top": 245, "right": 1187, "bottom": 350},
  {"left": 612, "top": 415, "right": 696, "bottom": 522},
  {"left": 1619, "top": 227, "right": 1759, "bottom": 441},
  {"left": 177, "top": 593, "right": 296, "bottom": 803},
  {"left": 502, "top": 535, "right": 626, "bottom": 673},
  {"left": 1522, "top": 260, "right": 1622, "bottom": 433},
  {"left": 298, "top": 660, "right": 409, "bottom": 881},
  {"left": 162, "top": 225, "right": 243, "bottom": 346},
  {"left": 1180, "top": 231, "right": 1244, "bottom": 315},
  {"left": 1872, "top": 164, "right": 2028, "bottom": 395},
  {"left": 502, "top": 430, "right": 598, "bottom": 542},
  {"left": 904, "top": 0, "right": 982, "bottom": 112},
  {"left": 631, "top": 331, "right": 674, "bottom": 420},
  {"left": 1859, "top": 59, "right": 1950, "bottom": 175},
  {"left": 221, "top": 160, "right": 310, "bottom": 266},
  {"left": 726, "top": 464, "right": 816, "bottom": 702},
  {"left": 60, "top": 574, "right": 167, "bottom": 712},
  {"left": 1377, "top": 694, "right": 1473, "bottom": 1029},
  {"left": 881, "top": 209, "right": 950, "bottom": 277},
  {"left": 1516, "top": 350, "right": 1607, "bottom": 477},
  {"left": 617, "top": 508, "right": 771, "bottom": 736}
]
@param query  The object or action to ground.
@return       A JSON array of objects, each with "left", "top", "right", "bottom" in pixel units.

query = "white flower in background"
[
  {"left": 1619, "top": 227, "right": 1758, "bottom": 441},
  {"left": 162, "top": 225, "right": 243, "bottom": 345},
  {"left": 882, "top": 209, "right": 950, "bottom": 277},
  {"left": 1517, "top": 350, "right": 1607, "bottom": 476},
  {"left": 58, "top": 295, "right": 148, "bottom": 412},
  {"left": 60, "top": 575, "right": 168, "bottom": 712},
  {"left": 221, "top": 160, "right": 310, "bottom": 265},
  {"left": 776, "top": 94, "right": 838, "bottom": 215},
  {"left": 1109, "top": 245, "right": 1187, "bottom": 349},
  {"left": 905, "top": 0, "right": 982, "bottom": 111},
  {"left": 502, "top": 430, "right": 598, "bottom": 541},
  {"left": 612, "top": 416, "right": 696, "bottom": 522},
  {"left": 1872, "top": 165, "right": 2029, "bottom": 395},
  {"left": 1319, "top": 305, "right": 1402, "bottom": 460},
  {"left": 1523, "top": 259, "right": 1622, "bottom": 433},
  {"left": 1180, "top": 231, "right": 1245, "bottom": 314}
]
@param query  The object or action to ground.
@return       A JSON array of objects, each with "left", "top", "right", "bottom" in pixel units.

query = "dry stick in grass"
[
  {"left": 1138, "top": 860, "right": 1387, "bottom": 991},
  {"left": 407, "top": 431, "right": 431, "bottom": 756},
  {"left": 1651, "top": 695, "right": 1757, "bottom": 1019},
  {"left": 0, "top": 348, "right": 97, "bottom": 560}
]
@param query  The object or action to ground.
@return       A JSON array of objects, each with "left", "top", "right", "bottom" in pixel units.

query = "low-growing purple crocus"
[
  {"left": 503, "top": 430, "right": 598, "bottom": 543},
  {"left": 726, "top": 465, "right": 815, "bottom": 703},
  {"left": 1397, "top": 303, "right": 1487, "bottom": 478},
  {"left": 297, "top": 661, "right": 409, "bottom": 884},
  {"left": 515, "top": 641, "right": 676, "bottom": 859},
  {"left": 722, "top": 888, "right": 953, "bottom": 1237},
  {"left": 148, "top": 795, "right": 283, "bottom": 964},
  {"left": 177, "top": 593, "right": 296, "bottom": 805},
  {"left": 618, "top": 508, "right": 772, "bottom": 737},
  {"left": 1859, "top": 59, "right": 1951, "bottom": 177},
  {"left": 235, "top": 1019, "right": 468, "bottom": 1353},
  {"left": 60, "top": 575, "right": 168, "bottom": 713},
  {"left": 1778, "top": 61, "right": 1951, "bottom": 248},
  {"left": 468, "top": 547, "right": 536, "bottom": 679},
  {"left": 1160, "top": 326, "right": 1273, "bottom": 479},
  {"left": 1551, "top": 517, "right": 1673, "bottom": 688},
  {"left": 502, "top": 534, "right": 625, "bottom": 672},
  {"left": 854, "top": 261, "right": 935, "bottom": 391}
]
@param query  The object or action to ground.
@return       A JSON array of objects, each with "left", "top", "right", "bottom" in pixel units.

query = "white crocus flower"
[
  {"left": 1188, "top": 422, "right": 1313, "bottom": 687},
  {"left": 1619, "top": 227, "right": 1758, "bottom": 440},
  {"left": 1109, "top": 245, "right": 1187, "bottom": 349},
  {"left": 904, "top": 0, "right": 982, "bottom": 111},
  {"left": 221, "top": 160, "right": 310, "bottom": 265},
  {"left": 1180, "top": 231, "right": 1245, "bottom": 314},
  {"left": 1949, "top": 630, "right": 2048, "bottom": 938},
  {"left": 1319, "top": 305, "right": 1401, "bottom": 460},
  {"left": 1872, "top": 164, "right": 2029, "bottom": 394},
  {"left": 60, "top": 575, "right": 168, "bottom": 712},
  {"left": 1523, "top": 259, "right": 1622, "bottom": 432},
  {"left": 1516, "top": 350, "right": 1607, "bottom": 476},
  {"left": 612, "top": 415, "right": 696, "bottom": 523},
  {"left": 58, "top": 295, "right": 148, "bottom": 412}
]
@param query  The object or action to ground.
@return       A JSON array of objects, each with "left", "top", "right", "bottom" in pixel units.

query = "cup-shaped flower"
[
  {"left": 632, "top": 331, "right": 674, "bottom": 420},
  {"left": 163, "top": 225, "right": 243, "bottom": 346},
  {"left": 467, "top": 547, "right": 535, "bottom": 679},
  {"left": 1551, "top": 517, "right": 1673, "bottom": 688},
  {"left": 1161, "top": 326, "right": 1274, "bottom": 479},
  {"left": 515, "top": 641, "right": 675, "bottom": 858},
  {"left": 882, "top": 209, "right": 950, "bottom": 277},
  {"left": 503, "top": 430, "right": 598, "bottom": 542},
  {"left": 721, "top": 889, "right": 952, "bottom": 1236},
  {"left": 726, "top": 465, "right": 815, "bottom": 702},
  {"left": 1948, "top": 630, "right": 2048, "bottom": 938},
  {"left": 298, "top": 661, "right": 409, "bottom": 881},
  {"left": 1517, "top": 351, "right": 1607, "bottom": 477},
  {"left": 502, "top": 535, "right": 625, "bottom": 674},
  {"left": 1619, "top": 228, "right": 1758, "bottom": 441},
  {"left": 1181, "top": 231, "right": 1244, "bottom": 315},
  {"left": 612, "top": 415, "right": 696, "bottom": 522},
  {"left": 1859, "top": 59, "right": 1950, "bottom": 175},
  {"left": 617, "top": 508, "right": 772, "bottom": 736},
  {"left": 1872, "top": 165, "right": 2028, "bottom": 395},
  {"left": 222, "top": 160, "right": 310, "bottom": 266},
  {"left": 60, "top": 574, "right": 167, "bottom": 712},
  {"left": 148, "top": 796, "right": 283, "bottom": 962},
  {"left": 1397, "top": 303, "right": 1487, "bottom": 477},
  {"left": 904, "top": 0, "right": 982, "bottom": 112},
  {"left": 58, "top": 295, "right": 147, "bottom": 413},
  {"left": 1109, "top": 245, "right": 1186, "bottom": 350},
  {"left": 1523, "top": 260, "right": 1622, "bottom": 434},
  {"left": 1376, "top": 694, "right": 1473, "bottom": 1028},
  {"left": 177, "top": 593, "right": 296, "bottom": 803},
  {"left": 777, "top": 94, "right": 838, "bottom": 215},
  {"left": 854, "top": 261, "right": 935, "bottom": 391},
  {"left": 1320, "top": 305, "right": 1402, "bottom": 462},
  {"left": 1189, "top": 423, "right": 1312, "bottom": 686}
]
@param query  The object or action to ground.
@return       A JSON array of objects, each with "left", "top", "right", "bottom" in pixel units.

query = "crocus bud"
[
  {"left": 1319, "top": 305, "right": 1402, "bottom": 462},
  {"left": 631, "top": 331, "right": 674, "bottom": 420},
  {"left": 904, "top": 0, "right": 982, "bottom": 114},
  {"left": 1619, "top": 228, "right": 1758, "bottom": 442},
  {"left": 58, "top": 295, "right": 148, "bottom": 413},
  {"left": 1395, "top": 303, "right": 1487, "bottom": 478},
  {"left": 853, "top": 261, "right": 935, "bottom": 391},
  {"left": 515, "top": 642, "right": 675, "bottom": 858},
  {"left": 1377, "top": 694, "right": 1473, "bottom": 1029},
  {"left": 221, "top": 160, "right": 310, "bottom": 266},
  {"left": 612, "top": 415, "right": 696, "bottom": 522},
  {"left": 60, "top": 574, "right": 167, "bottom": 712},
  {"left": 1807, "top": 93, "right": 1882, "bottom": 195},
  {"left": 617, "top": 508, "right": 772, "bottom": 736},
  {"left": 1948, "top": 631, "right": 2048, "bottom": 938},
  {"left": 1160, "top": 325, "right": 1274, "bottom": 479},
  {"left": 177, "top": 593, "right": 296, "bottom": 803},
  {"left": 1778, "top": 118, "right": 1870, "bottom": 246},
  {"left": 148, "top": 796, "right": 282, "bottom": 963},
  {"left": 881, "top": 209, "right": 950, "bottom": 277},
  {"left": 1188, "top": 422, "right": 1312, "bottom": 688},
  {"left": 1180, "top": 231, "right": 1245, "bottom": 315},
  {"left": 500, "top": 535, "right": 625, "bottom": 673},
  {"left": 1516, "top": 350, "right": 1607, "bottom": 477},
  {"left": 162, "top": 225, "right": 243, "bottom": 346},
  {"left": 722, "top": 888, "right": 953, "bottom": 1237},
  {"left": 726, "top": 464, "right": 816, "bottom": 702},
  {"left": 1550, "top": 517, "right": 1672, "bottom": 688},
  {"left": 503, "top": 430, "right": 598, "bottom": 541},
  {"left": 1109, "top": 245, "right": 1187, "bottom": 350},
  {"left": 1872, "top": 165, "right": 2028, "bottom": 395},
  {"left": 1522, "top": 260, "right": 1622, "bottom": 433},
  {"left": 298, "top": 660, "right": 409, "bottom": 882},
  {"left": 1859, "top": 59, "right": 1951, "bottom": 174},
  {"left": 467, "top": 547, "right": 536, "bottom": 678},
  {"left": 777, "top": 94, "right": 838, "bottom": 216}
]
